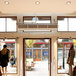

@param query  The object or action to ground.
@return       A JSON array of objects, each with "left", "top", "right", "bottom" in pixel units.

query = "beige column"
[
  {"left": 51, "top": 16, "right": 57, "bottom": 24},
  {"left": 17, "top": 37, "right": 23, "bottom": 76},
  {"left": 51, "top": 37, "right": 57, "bottom": 76}
]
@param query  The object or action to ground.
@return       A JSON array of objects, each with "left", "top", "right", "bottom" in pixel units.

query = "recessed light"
[
  {"left": 66, "top": 1, "right": 71, "bottom": 5},
  {"left": 35, "top": 1, "right": 40, "bottom": 5},
  {"left": 4, "top": 1, "right": 9, "bottom": 5}
]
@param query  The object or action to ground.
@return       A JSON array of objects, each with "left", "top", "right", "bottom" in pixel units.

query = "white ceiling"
[{"left": 0, "top": 0, "right": 76, "bottom": 15}]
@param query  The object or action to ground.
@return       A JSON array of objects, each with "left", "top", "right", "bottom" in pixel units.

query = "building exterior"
[{"left": 26, "top": 41, "right": 49, "bottom": 61}]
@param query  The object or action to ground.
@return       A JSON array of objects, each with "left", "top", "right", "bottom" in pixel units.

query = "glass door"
[{"left": 24, "top": 39, "right": 51, "bottom": 76}]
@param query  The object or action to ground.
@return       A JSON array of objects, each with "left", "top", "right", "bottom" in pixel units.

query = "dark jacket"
[
  {"left": 67, "top": 49, "right": 75, "bottom": 65},
  {"left": 1, "top": 49, "right": 10, "bottom": 67},
  {"left": 0, "top": 51, "right": 1, "bottom": 66}
]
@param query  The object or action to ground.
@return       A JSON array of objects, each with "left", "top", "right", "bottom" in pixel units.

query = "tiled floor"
[
  {"left": 26, "top": 61, "right": 49, "bottom": 76},
  {"left": 1, "top": 61, "right": 71, "bottom": 76}
]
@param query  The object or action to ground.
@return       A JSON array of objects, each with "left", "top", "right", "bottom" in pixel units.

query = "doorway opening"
[{"left": 23, "top": 38, "right": 51, "bottom": 76}]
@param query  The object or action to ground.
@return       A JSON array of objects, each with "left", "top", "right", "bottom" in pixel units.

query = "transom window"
[
  {"left": 23, "top": 16, "right": 51, "bottom": 24},
  {"left": 0, "top": 17, "right": 17, "bottom": 32},
  {"left": 58, "top": 16, "right": 76, "bottom": 31}
]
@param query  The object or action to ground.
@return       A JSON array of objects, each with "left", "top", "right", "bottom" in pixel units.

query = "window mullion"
[
  {"left": 67, "top": 18, "right": 69, "bottom": 31},
  {"left": 5, "top": 18, "right": 7, "bottom": 32}
]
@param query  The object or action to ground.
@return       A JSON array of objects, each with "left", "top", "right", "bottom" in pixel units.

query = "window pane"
[
  {"left": 0, "top": 18, "right": 5, "bottom": 32},
  {"left": 58, "top": 18, "right": 67, "bottom": 31},
  {"left": 5, "top": 39, "right": 17, "bottom": 73},
  {"left": 7, "top": 18, "right": 16, "bottom": 32},
  {"left": 24, "top": 16, "right": 51, "bottom": 24},
  {"left": 24, "top": 20, "right": 33, "bottom": 23},
  {"left": 57, "top": 39, "right": 76, "bottom": 74},
  {"left": 0, "top": 39, "right": 17, "bottom": 73},
  {"left": 69, "top": 18, "right": 76, "bottom": 31},
  {"left": 36, "top": 20, "right": 50, "bottom": 24}
]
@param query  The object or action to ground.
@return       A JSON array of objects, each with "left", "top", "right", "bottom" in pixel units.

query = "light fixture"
[
  {"left": 35, "top": 1, "right": 40, "bottom": 5},
  {"left": 4, "top": 1, "right": 9, "bottom": 5},
  {"left": 66, "top": 1, "right": 71, "bottom": 5},
  {"left": 24, "top": 30, "right": 51, "bottom": 32}
]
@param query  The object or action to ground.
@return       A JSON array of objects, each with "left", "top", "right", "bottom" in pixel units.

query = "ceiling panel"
[{"left": 0, "top": 0, "right": 76, "bottom": 15}]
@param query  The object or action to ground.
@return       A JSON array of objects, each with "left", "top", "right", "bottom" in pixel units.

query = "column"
[
  {"left": 51, "top": 37, "right": 57, "bottom": 76},
  {"left": 17, "top": 37, "right": 23, "bottom": 76}
]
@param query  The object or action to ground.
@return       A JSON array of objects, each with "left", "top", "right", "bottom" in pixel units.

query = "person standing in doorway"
[
  {"left": 1, "top": 45, "right": 10, "bottom": 76},
  {"left": 67, "top": 44, "right": 75, "bottom": 76}
]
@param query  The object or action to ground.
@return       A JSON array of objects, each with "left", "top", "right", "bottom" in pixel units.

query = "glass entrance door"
[{"left": 24, "top": 39, "right": 51, "bottom": 76}]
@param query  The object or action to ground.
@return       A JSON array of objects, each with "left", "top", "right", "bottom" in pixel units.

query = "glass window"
[
  {"left": 0, "top": 39, "right": 17, "bottom": 73},
  {"left": 69, "top": 18, "right": 76, "bottom": 31},
  {"left": 58, "top": 18, "right": 67, "bottom": 31},
  {"left": 24, "top": 16, "right": 51, "bottom": 24},
  {"left": 24, "top": 17, "right": 33, "bottom": 23},
  {"left": 36, "top": 20, "right": 50, "bottom": 24},
  {"left": 58, "top": 17, "right": 76, "bottom": 31},
  {"left": 0, "top": 18, "right": 5, "bottom": 32},
  {"left": 0, "top": 17, "right": 17, "bottom": 32},
  {"left": 7, "top": 18, "right": 16, "bottom": 32},
  {"left": 57, "top": 39, "right": 76, "bottom": 74}
]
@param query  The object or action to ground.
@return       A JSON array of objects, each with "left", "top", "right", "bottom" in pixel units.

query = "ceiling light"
[
  {"left": 35, "top": 1, "right": 40, "bottom": 5},
  {"left": 66, "top": 1, "right": 71, "bottom": 5},
  {"left": 4, "top": 1, "right": 9, "bottom": 5}
]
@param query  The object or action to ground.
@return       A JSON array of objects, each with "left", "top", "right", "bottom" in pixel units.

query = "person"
[
  {"left": 67, "top": 44, "right": 75, "bottom": 76},
  {"left": 0, "top": 51, "right": 2, "bottom": 76},
  {"left": 10, "top": 56, "right": 15, "bottom": 66},
  {"left": 0, "top": 51, "right": 1, "bottom": 66},
  {"left": 1, "top": 45, "right": 10, "bottom": 75}
]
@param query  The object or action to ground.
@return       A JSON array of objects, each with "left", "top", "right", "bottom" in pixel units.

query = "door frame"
[{"left": 23, "top": 38, "right": 51, "bottom": 76}]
